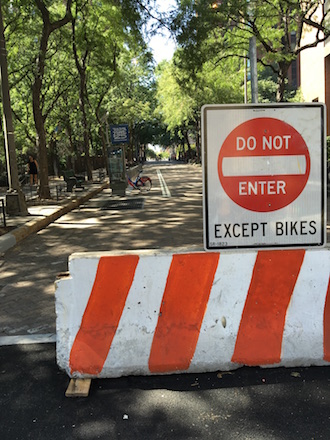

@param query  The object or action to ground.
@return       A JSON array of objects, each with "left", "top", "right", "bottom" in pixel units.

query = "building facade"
[{"left": 299, "top": 2, "right": 330, "bottom": 134}]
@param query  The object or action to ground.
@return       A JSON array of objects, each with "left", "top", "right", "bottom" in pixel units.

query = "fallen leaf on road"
[{"left": 217, "top": 372, "right": 234, "bottom": 379}]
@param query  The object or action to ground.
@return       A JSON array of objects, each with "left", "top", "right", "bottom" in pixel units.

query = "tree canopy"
[
  {"left": 1, "top": 0, "right": 156, "bottom": 196},
  {"left": 1, "top": 0, "right": 326, "bottom": 196},
  {"left": 171, "top": 0, "right": 330, "bottom": 102}
]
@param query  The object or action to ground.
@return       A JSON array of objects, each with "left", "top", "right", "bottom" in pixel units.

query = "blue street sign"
[{"left": 110, "top": 124, "right": 129, "bottom": 144}]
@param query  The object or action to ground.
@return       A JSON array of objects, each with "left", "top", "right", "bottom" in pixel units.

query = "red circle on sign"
[{"left": 218, "top": 117, "right": 310, "bottom": 212}]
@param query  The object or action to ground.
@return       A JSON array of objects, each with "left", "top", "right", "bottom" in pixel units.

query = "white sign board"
[{"left": 202, "top": 104, "right": 326, "bottom": 250}]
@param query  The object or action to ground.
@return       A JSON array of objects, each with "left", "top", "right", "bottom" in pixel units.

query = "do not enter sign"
[
  {"left": 202, "top": 104, "right": 326, "bottom": 251},
  {"left": 218, "top": 117, "right": 311, "bottom": 212}
]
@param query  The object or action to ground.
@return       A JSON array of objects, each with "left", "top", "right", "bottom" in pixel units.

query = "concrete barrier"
[{"left": 55, "top": 248, "right": 330, "bottom": 379}]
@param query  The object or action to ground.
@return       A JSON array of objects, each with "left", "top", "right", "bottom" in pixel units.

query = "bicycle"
[{"left": 127, "top": 170, "right": 152, "bottom": 192}]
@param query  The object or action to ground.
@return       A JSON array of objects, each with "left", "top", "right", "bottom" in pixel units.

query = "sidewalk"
[{"left": 0, "top": 171, "right": 108, "bottom": 254}]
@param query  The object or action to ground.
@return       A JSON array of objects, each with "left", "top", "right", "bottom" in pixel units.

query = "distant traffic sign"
[
  {"left": 202, "top": 104, "right": 326, "bottom": 250},
  {"left": 110, "top": 124, "right": 129, "bottom": 144}
]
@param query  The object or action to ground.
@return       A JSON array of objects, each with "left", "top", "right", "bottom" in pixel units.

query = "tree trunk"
[
  {"left": 276, "top": 62, "right": 290, "bottom": 102},
  {"left": 33, "top": 60, "right": 50, "bottom": 198},
  {"left": 126, "top": 123, "right": 133, "bottom": 164},
  {"left": 98, "top": 126, "right": 110, "bottom": 176},
  {"left": 79, "top": 71, "right": 92, "bottom": 180},
  {"left": 32, "top": 25, "right": 51, "bottom": 198},
  {"left": 184, "top": 130, "right": 192, "bottom": 159},
  {"left": 65, "top": 121, "right": 75, "bottom": 171},
  {"left": 95, "top": 105, "right": 110, "bottom": 177},
  {"left": 195, "top": 115, "right": 200, "bottom": 162},
  {"left": 72, "top": 15, "right": 92, "bottom": 181}
]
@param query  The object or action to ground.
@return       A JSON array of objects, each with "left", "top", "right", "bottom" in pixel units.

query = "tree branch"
[{"left": 12, "top": 109, "right": 36, "bottom": 145}]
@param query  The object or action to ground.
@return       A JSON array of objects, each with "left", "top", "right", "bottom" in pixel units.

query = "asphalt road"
[
  {"left": 1, "top": 344, "right": 330, "bottom": 440},
  {"left": 0, "top": 162, "right": 204, "bottom": 338},
  {"left": 0, "top": 161, "right": 330, "bottom": 439}
]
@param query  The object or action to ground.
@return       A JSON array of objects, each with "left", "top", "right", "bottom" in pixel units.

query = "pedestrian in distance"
[{"left": 27, "top": 155, "right": 38, "bottom": 185}]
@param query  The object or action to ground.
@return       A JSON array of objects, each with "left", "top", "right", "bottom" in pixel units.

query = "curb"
[{"left": 0, "top": 182, "right": 109, "bottom": 254}]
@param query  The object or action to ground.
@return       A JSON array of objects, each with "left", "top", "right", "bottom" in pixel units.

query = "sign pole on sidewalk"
[{"left": 108, "top": 124, "right": 129, "bottom": 196}]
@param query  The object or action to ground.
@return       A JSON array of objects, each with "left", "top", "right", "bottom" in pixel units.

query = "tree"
[
  {"left": 156, "top": 55, "right": 243, "bottom": 160},
  {"left": 71, "top": 1, "right": 93, "bottom": 180},
  {"left": 3, "top": 0, "right": 75, "bottom": 198},
  {"left": 71, "top": 0, "right": 128, "bottom": 179},
  {"left": 104, "top": 46, "right": 155, "bottom": 162},
  {"left": 70, "top": 0, "right": 153, "bottom": 171},
  {"left": 32, "top": 0, "right": 73, "bottom": 198},
  {"left": 1, "top": 0, "right": 157, "bottom": 190},
  {"left": 172, "top": 0, "right": 330, "bottom": 102},
  {"left": 2, "top": 1, "right": 40, "bottom": 157}
]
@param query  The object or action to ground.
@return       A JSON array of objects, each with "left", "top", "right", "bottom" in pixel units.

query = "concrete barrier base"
[{"left": 55, "top": 248, "right": 330, "bottom": 378}]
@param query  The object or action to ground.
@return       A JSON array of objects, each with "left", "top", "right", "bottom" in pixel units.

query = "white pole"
[{"left": 249, "top": 36, "right": 258, "bottom": 103}]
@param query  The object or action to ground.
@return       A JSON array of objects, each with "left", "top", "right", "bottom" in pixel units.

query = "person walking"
[{"left": 27, "top": 155, "right": 38, "bottom": 185}]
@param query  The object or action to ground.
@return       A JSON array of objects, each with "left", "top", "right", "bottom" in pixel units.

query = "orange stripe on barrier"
[
  {"left": 323, "top": 277, "right": 330, "bottom": 361},
  {"left": 232, "top": 250, "right": 305, "bottom": 366},
  {"left": 69, "top": 255, "right": 139, "bottom": 375},
  {"left": 148, "top": 253, "right": 219, "bottom": 373}
]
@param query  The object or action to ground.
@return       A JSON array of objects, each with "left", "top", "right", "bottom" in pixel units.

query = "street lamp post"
[{"left": 0, "top": 1, "right": 27, "bottom": 215}]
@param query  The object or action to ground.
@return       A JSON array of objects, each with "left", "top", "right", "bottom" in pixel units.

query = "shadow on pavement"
[{"left": 0, "top": 343, "right": 330, "bottom": 440}]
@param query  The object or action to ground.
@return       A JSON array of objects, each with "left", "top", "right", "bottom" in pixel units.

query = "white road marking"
[
  {"left": 0, "top": 333, "right": 56, "bottom": 346},
  {"left": 157, "top": 169, "right": 171, "bottom": 197}
]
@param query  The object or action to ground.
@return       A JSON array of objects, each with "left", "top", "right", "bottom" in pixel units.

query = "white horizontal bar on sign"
[{"left": 222, "top": 155, "right": 307, "bottom": 177}]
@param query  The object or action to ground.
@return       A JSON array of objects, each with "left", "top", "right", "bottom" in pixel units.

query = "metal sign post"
[
  {"left": 202, "top": 103, "right": 326, "bottom": 250},
  {"left": 108, "top": 124, "right": 129, "bottom": 196}
]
